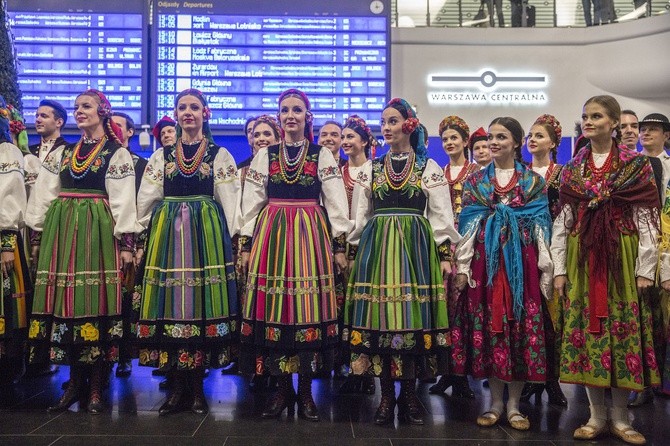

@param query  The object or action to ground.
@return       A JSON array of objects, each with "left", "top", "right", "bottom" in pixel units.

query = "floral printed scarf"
[
  {"left": 559, "top": 143, "right": 659, "bottom": 333},
  {"left": 459, "top": 161, "right": 552, "bottom": 322}
]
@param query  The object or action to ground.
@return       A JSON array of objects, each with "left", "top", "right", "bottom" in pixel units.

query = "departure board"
[
  {"left": 153, "top": 0, "right": 390, "bottom": 130},
  {"left": 7, "top": 0, "right": 146, "bottom": 126}
]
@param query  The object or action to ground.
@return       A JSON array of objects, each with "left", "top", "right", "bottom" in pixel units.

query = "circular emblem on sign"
[
  {"left": 370, "top": 1, "right": 384, "bottom": 14},
  {"left": 480, "top": 71, "right": 497, "bottom": 87}
]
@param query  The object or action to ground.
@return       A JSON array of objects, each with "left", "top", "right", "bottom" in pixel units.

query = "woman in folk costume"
[
  {"left": 241, "top": 114, "right": 281, "bottom": 392},
  {"left": 519, "top": 114, "right": 568, "bottom": 406},
  {"left": 344, "top": 98, "right": 460, "bottom": 425},
  {"left": 25, "top": 89, "right": 136, "bottom": 413},
  {"left": 552, "top": 95, "right": 660, "bottom": 445},
  {"left": 453, "top": 117, "right": 553, "bottom": 431},
  {"left": 239, "top": 89, "right": 350, "bottom": 421},
  {"left": 336, "top": 115, "right": 376, "bottom": 395},
  {"left": 429, "top": 115, "right": 478, "bottom": 399},
  {"left": 0, "top": 98, "right": 31, "bottom": 384},
  {"left": 135, "top": 89, "right": 240, "bottom": 416},
  {"left": 659, "top": 176, "right": 670, "bottom": 398}
]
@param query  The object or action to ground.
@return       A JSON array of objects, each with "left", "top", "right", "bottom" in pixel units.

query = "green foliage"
[{"left": 0, "top": 0, "right": 23, "bottom": 111}]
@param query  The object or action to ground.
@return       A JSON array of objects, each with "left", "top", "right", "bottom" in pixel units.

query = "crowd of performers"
[{"left": 1, "top": 86, "right": 670, "bottom": 445}]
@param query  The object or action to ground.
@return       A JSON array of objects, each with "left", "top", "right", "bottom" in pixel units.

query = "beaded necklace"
[
  {"left": 342, "top": 163, "right": 356, "bottom": 206},
  {"left": 70, "top": 136, "right": 107, "bottom": 179},
  {"left": 384, "top": 151, "right": 414, "bottom": 190},
  {"left": 529, "top": 160, "right": 555, "bottom": 182},
  {"left": 492, "top": 169, "right": 520, "bottom": 195},
  {"left": 279, "top": 140, "right": 309, "bottom": 184},
  {"left": 587, "top": 150, "right": 613, "bottom": 182},
  {"left": 445, "top": 159, "right": 470, "bottom": 185},
  {"left": 175, "top": 138, "right": 208, "bottom": 177}
]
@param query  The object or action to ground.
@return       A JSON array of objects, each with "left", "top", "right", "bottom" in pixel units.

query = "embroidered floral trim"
[
  {"left": 61, "top": 147, "right": 110, "bottom": 174},
  {"left": 47, "top": 345, "right": 118, "bottom": 365},
  {"left": 214, "top": 164, "right": 238, "bottom": 184},
  {"left": 349, "top": 330, "right": 371, "bottom": 348},
  {"left": 137, "top": 324, "right": 156, "bottom": 338},
  {"left": 245, "top": 167, "right": 266, "bottom": 186},
  {"left": 34, "top": 274, "right": 122, "bottom": 287},
  {"left": 240, "top": 321, "right": 253, "bottom": 337},
  {"left": 0, "top": 232, "right": 17, "bottom": 252},
  {"left": 143, "top": 163, "right": 163, "bottom": 185},
  {"left": 106, "top": 162, "right": 134, "bottom": 179},
  {"left": 143, "top": 272, "right": 234, "bottom": 287},
  {"left": 278, "top": 355, "right": 300, "bottom": 373},
  {"left": 164, "top": 323, "right": 201, "bottom": 339},
  {"left": 42, "top": 152, "right": 61, "bottom": 174},
  {"left": 423, "top": 170, "right": 448, "bottom": 189},
  {"left": 248, "top": 283, "right": 334, "bottom": 296},
  {"left": 319, "top": 164, "right": 341, "bottom": 181},
  {"left": 265, "top": 326, "right": 281, "bottom": 342},
  {"left": 372, "top": 155, "right": 424, "bottom": 200},
  {"left": 438, "top": 240, "right": 453, "bottom": 262},
  {"left": 28, "top": 320, "right": 47, "bottom": 339},
  {"left": 50, "top": 322, "right": 69, "bottom": 343},
  {"left": 108, "top": 320, "right": 123, "bottom": 338},
  {"left": 205, "top": 321, "right": 236, "bottom": 338},
  {"left": 138, "top": 348, "right": 161, "bottom": 365},
  {"left": 424, "top": 334, "right": 432, "bottom": 349},
  {"left": 0, "top": 160, "right": 21, "bottom": 174},
  {"left": 177, "top": 349, "right": 205, "bottom": 368},
  {"left": 269, "top": 151, "right": 318, "bottom": 187},
  {"left": 355, "top": 170, "right": 370, "bottom": 185},
  {"left": 76, "top": 322, "right": 100, "bottom": 342},
  {"left": 379, "top": 333, "right": 416, "bottom": 350},
  {"left": 295, "top": 327, "right": 321, "bottom": 343},
  {"left": 348, "top": 291, "right": 446, "bottom": 303}
]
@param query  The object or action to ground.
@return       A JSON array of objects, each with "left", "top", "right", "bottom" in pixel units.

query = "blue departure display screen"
[
  {"left": 154, "top": 1, "right": 390, "bottom": 130},
  {"left": 7, "top": 0, "right": 146, "bottom": 126}
]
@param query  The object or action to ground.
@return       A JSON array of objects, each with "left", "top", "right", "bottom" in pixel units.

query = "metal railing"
[{"left": 390, "top": 0, "right": 669, "bottom": 27}]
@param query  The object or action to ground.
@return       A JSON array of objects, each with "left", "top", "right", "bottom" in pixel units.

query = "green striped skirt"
[
  {"left": 136, "top": 195, "right": 238, "bottom": 370},
  {"left": 343, "top": 208, "right": 450, "bottom": 380},
  {"left": 0, "top": 231, "right": 30, "bottom": 358},
  {"left": 240, "top": 198, "right": 339, "bottom": 376},
  {"left": 28, "top": 189, "right": 123, "bottom": 365}
]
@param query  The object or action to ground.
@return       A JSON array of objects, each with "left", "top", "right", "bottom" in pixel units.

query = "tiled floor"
[{"left": 0, "top": 362, "right": 668, "bottom": 445}]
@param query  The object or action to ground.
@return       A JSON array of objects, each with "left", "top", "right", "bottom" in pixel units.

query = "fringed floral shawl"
[
  {"left": 459, "top": 161, "right": 552, "bottom": 322},
  {"left": 559, "top": 143, "right": 659, "bottom": 333}
]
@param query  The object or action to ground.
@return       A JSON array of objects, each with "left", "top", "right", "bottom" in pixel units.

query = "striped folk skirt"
[
  {"left": 0, "top": 231, "right": 30, "bottom": 358},
  {"left": 28, "top": 190, "right": 123, "bottom": 365},
  {"left": 240, "top": 199, "right": 339, "bottom": 376},
  {"left": 343, "top": 209, "right": 450, "bottom": 380},
  {"left": 136, "top": 196, "right": 238, "bottom": 370}
]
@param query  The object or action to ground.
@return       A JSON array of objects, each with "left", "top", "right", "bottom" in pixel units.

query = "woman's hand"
[
  {"left": 554, "top": 275, "right": 567, "bottom": 297},
  {"left": 440, "top": 261, "right": 452, "bottom": 279},
  {"left": 661, "top": 279, "right": 670, "bottom": 292},
  {"left": 134, "top": 248, "right": 144, "bottom": 267},
  {"left": 120, "top": 251, "right": 134, "bottom": 269},
  {"left": 454, "top": 273, "right": 468, "bottom": 292},
  {"left": 334, "top": 253, "right": 348, "bottom": 275},
  {"left": 240, "top": 252, "right": 250, "bottom": 276},
  {"left": 636, "top": 276, "right": 654, "bottom": 295},
  {"left": 1, "top": 251, "right": 14, "bottom": 277}
]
